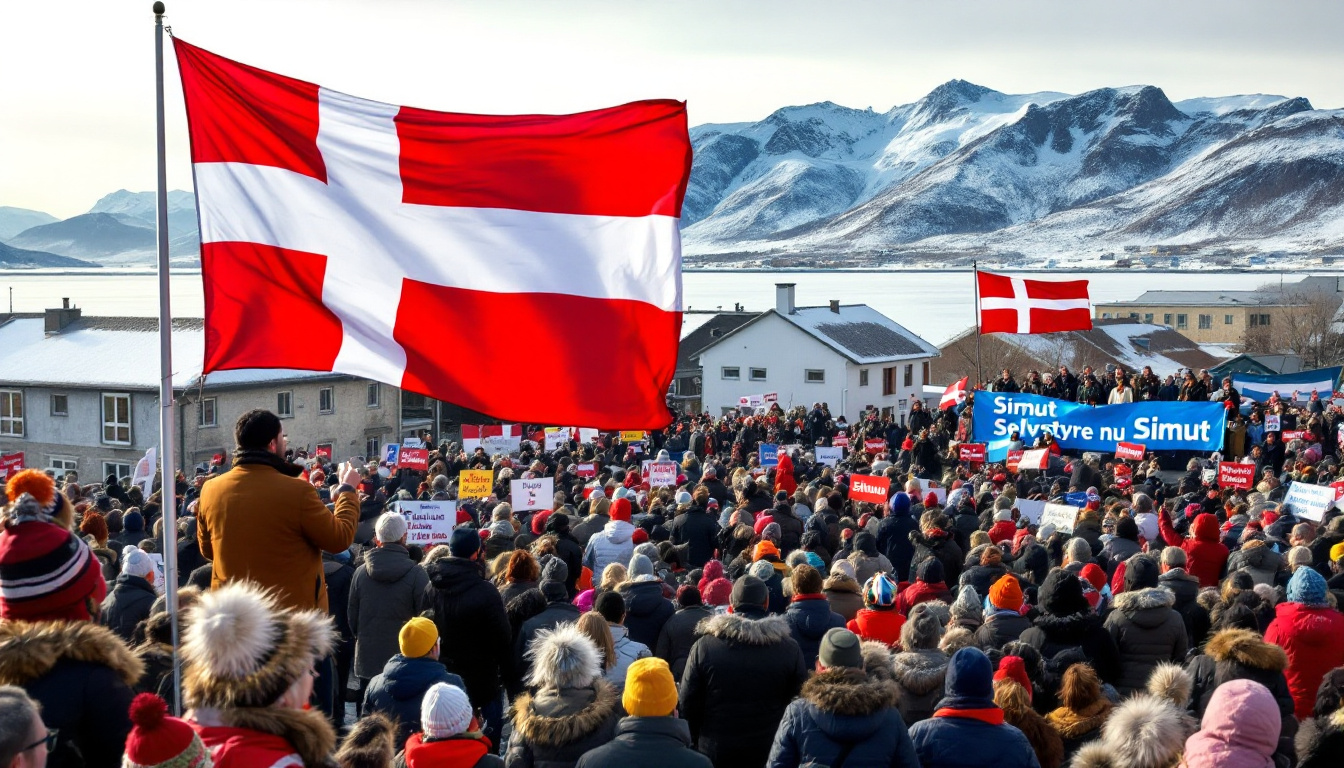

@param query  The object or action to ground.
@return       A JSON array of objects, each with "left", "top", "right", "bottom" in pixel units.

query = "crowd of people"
[{"left": 3, "top": 378, "right": 1344, "bottom": 767}]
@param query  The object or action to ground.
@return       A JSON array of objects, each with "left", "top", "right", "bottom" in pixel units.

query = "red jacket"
[
  {"left": 192, "top": 724, "right": 301, "bottom": 768},
  {"left": 1264, "top": 601, "right": 1344, "bottom": 719},
  {"left": 847, "top": 607, "right": 905, "bottom": 647},
  {"left": 774, "top": 454, "right": 798, "bottom": 497},
  {"left": 988, "top": 520, "right": 1017, "bottom": 545},
  {"left": 893, "top": 580, "right": 953, "bottom": 616},
  {"left": 1157, "top": 512, "right": 1228, "bottom": 588},
  {"left": 403, "top": 732, "right": 496, "bottom": 768}
]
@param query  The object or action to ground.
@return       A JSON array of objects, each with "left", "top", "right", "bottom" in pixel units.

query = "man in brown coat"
[{"left": 197, "top": 409, "right": 360, "bottom": 612}]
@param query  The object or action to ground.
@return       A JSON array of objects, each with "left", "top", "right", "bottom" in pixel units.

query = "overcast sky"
[{"left": 3, "top": 0, "right": 1343, "bottom": 218}]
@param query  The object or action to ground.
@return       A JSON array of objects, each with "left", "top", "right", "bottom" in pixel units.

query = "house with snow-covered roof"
[{"left": 689, "top": 283, "right": 939, "bottom": 423}]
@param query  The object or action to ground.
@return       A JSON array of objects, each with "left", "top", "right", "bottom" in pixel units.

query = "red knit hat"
[
  {"left": 1078, "top": 563, "right": 1107, "bottom": 592},
  {"left": 610, "top": 498, "right": 633, "bottom": 523},
  {"left": 0, "top": 514, "right": 106, "bottom": 622},
  {"left": 923, "top": 492, "right": 939, "bottom": 508},
  {"left": 631, "top": 528, "right": 649, "bottom": 545},
  {"left": 994, "top": 656, "right": 1032, "bottom": 701},
  {"left": 122, "top": 693, "right": 211, "bottom": 768},
  {"left": 531, "top": 511, "right": 552, "bottom": 535}
]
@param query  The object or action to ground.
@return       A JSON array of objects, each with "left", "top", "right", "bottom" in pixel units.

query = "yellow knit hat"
[
  {"left": 399, "top": 617, "right": 439, "bottom": 658},
  {"left": 622, "top": 657, "right": 678, "bottom": 717},
  {"left": 1331, "top": 541, "right": 1344, "bottom": 564}
]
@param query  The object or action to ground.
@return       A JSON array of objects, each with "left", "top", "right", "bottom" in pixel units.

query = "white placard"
[
  {"left": 1283, "top": 481, "right": 1335, "bottom": 522},
  {"left": 511, "top": 477, "right": 555, "bottom": 511},
  {"left": 1039, "top": 503, "right": 1079, "bottom": 534},
  {"left": 917, "top": 479, "right": 947, "bottom": 504},
  {"left": 545, "top": 429, "right": 569, "bottom": 451},
  {"left": 1018, "top": 449, "right": 1050, "bottom": 471},
  {"left": 1266, "top": 414, "right": 1281, "bottom": 432},
  {"left": 403, "top": 437, "right": 425, "bottom": 448},
  {"left": 816, "top": 447, "right": 844, "bottom": 467},
  {"left": 397, "top": 501, "right": 458, "bottom": 546},
  {"left": 646, "top": 461, "right": 678, "bottom": 487},
  {"left": 1016, "top": 499, "right": 1046, "bottom": 525}
]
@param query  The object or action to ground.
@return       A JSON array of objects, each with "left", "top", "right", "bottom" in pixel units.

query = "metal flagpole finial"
[{"left": 154, "top": 2, "right": 165, "bottom": 16}]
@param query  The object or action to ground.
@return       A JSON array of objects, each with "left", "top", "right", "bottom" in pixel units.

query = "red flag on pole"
[
  {"left": 977, "top": 270, "right": 1092, "bottom": 335},
  {"left": 173, "top": 39, "right": 691, "bottom": 429}
]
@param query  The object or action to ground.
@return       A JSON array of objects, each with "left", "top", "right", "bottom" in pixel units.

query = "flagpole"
[
  {"left": 154, "top": 0, "right": 184, "bottom": 716},
  {"left": 972, "top": 261, "right": 983, "bottom": 388}
]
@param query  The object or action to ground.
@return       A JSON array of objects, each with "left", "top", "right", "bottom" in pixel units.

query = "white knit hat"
[
  {"left": 421, "top": 682, "right": 472, "bottom": 738},
  {"left": 122, "top": 546, "right": 155, "bottom": 579},
  {"left": 374, "top": 512, "right": 408, "bottom": 544},
  {"left": 994, "top": 509, "right": 1013, "bottom": 522}
]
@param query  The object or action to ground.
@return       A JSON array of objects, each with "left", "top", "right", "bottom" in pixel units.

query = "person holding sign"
[{"left": 1156, "top": 504, "right": 1229, "bottom": 589}]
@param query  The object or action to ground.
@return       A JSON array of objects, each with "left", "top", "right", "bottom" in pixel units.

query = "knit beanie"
[
  {"left": 421, "top": 682, "right": 473, "bottom": 739},
  {"left": 949, "top": 585, "right": 983, "bottom": 623},
  {"left": 80, "top": 511, "right": 108, "bottom": 542},
  {"left": 988, "top": 574, "right": 1023, "bottom": 611},
  {"left": 0, "top": 499, "right": 106, "bottom": 621},
  {"left": 398, "top": 616, "right": 438, "bottom": 658},
  {"left": 122, "top": 693, "right": 212, "bottom": 768},
  {"left": 943, "top": 647, "right": 996, "bottom": 709},
  {"left": 448, "top": 526, "right": 481, "bottom": 558},
  {"left": 830, "top": 559, "right": 857, "bottom": 581},
  {"left": 375, "top": 512, "right": 408, "bottom": 543},
  {"left": 675, "top": 585, "right": 702, "bottom": 608},
  {"left": 754, "top": 540, "right": 780, "bottom": 562},
  {"left": 531, "top": 510, "right": 552, "bottom": 535},
  {"left": 1038, "top": 569, "right": 1089, "bottom": 617},
  {"left": 994, "top": 656, "right": 1032, "bottom": 701},
  {"left": 863, "top": 573, "right": 897, "bottom": 608},
  {"left": 623, "top": 657, "right": 678, "bottom": 717},
  {"left": 703, "top": 578, "right": 732, "bottom": 607},
  {"left": 1123, "top": 555, "right": 1160, "bottom": 592},
  {"left": 819, "top": 627, "right": 864, "bottom": 669},
  {"left": 1288, "top": 566, "right": 1328, "bottom": 606},
  {"left": 5, "top": 469, "right": 70, "bottom": 522},
  {"left": 805, "top": 551, "right": 826, "bottom": 570},
  {"left": 609, "top": 498, "right": 632, "bottom": 523},
  {"left": 628, "top": 553, "right": 656, "bottom": 581},
  {"left": 124, "top": 510, "right": 144, "bottom": 532},
  {"left": 749, "top": 559, "right": 776, "bottom": 582},
  {"left": 538, "top": 554, "right": 569, "bottom": 602},
  {"left": 122, "top": 546, "right": 155, "bottom": 579},
  {"left": 916, "top": 557, "right": 944, "bottom": 585},
  {"left": 730, "top": 575, "right": 769, "bottom": 610}
]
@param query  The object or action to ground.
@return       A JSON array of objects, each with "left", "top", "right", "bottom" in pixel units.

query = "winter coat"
[
  {"left": 846, "top": 608, "right": 905, "bottom": 648},
  {"left": 618, "top": 579, "right": 675, "bottom": 649},
  {"left": 1159, "top": 567, "right": 1211, "bottom": 649},
  {"left": 989, "top": 519, "right": 1017, "bottom": 545},
  {"left": 515, "top": 600, "right": 585, "bottom": 688},
  {"left": 100, "top": 572, "right": 157, "bottom": 642},
  {"left": 783, "top": 595, "right": 847, "bottom": 668},
  {"left": 0, "top": 621, "right": 140, "bottom": 768},
  {"left": 890, "top": 649, "right": 949, "bottom": 724},
  {"left": 767, "top": 667, "right": 920, "bottom": 768},
  {"left": 772, "top": 503, "right": 806, "bottom": 555},
  {"left": 1297, "top": 709, "right": 1344, "bottom": 768},
  {"left": 401, "top": 732, "right": 504, "bottom": 768},
  {"left": 908, "top": 710, "right": 1042, "bottom": 768},
  {"left": 504, "top": 680, "right": 622, "bottom": 768},
  {"left": 424, "top": 556, "right": 515, "bottom": 709},
  {"left": 1182, "top": 679, "right": 1281, "bottom": 768},
  {"left": 893, "top": 579, "right": 954, "bottom": 615},
  {"left": 848, "top": 551, "right": 894, "bottom": 586},
  {"left": 575, "top": 716, "right": 712, "bottom": 768},
  {"left": 604, "top": 625, "right": 651, "bottom": 691},
  {"left": 1069, "top": 693, "right": 1195, "bottom": 768},
  {"left": 350, "top": 543, "right": 430, "bottom": 679},
  {"left": 655, "top": 604, "right": 714, "bottom": 681},
  {"left": 1046, "top": 699, "right": 1111, "bottom": 763},
  {"left": 197, "top": 461, "right": 359, "bottom": 611},
  {"left": 1263, "top": 600, "right": 1344, "bottom": 718},
  {"left": 1186, "top": 629, "right": 1296, "bottom": 766},
  {"left": 1157, "top": 512, "right": 1228, "bottom": 588},
  {"left": 1226, "top": 544, "right": 1283, "bottom": 586},
  {"left": 877, "top": 509, "right": 920, "bottom": 581},
  {"left": 679, "top": 610, "right": 808, "bottom": 768},
  {"left": 1020, "top": 613, "right": 1123, "bottom": 686},
  {"left": 364, "top": 654, "right": 467, "bottom": 748},
  {"left": 824, "top": 575, "right": 866, "bottom": 622},
  {"left": 571, "top": 512, "right": 610, "bottom": 549},
  {"left": 1102, "top": 587, "right": 1189, "bottom": 695},
  {"left": 668, "top": 509, "right": 720, "bottom": 568},
  {"left": 583, "top": 520, "right": 636, "bottom": 585},
  {"left": 975, "top": 609, "right": 1034, "bottom": 650},
  {"left": 909, "top": 528, "right": 964, "bottom": 585},
  {"left": 1098, "top": 537, "right": 1141, "bottom": 577},
  {"left": 191, "top": 707, "right": 336, "bottom": 768}
]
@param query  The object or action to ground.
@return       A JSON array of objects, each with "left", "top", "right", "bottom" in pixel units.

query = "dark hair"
[
  {"left": 791, "top": 563, "right": 823, "bottom": 595},
  {"left": 595, "top": 590, "right": 626, "bottom": 623},
  {"left": 235, "top": 409, "right": 282, "bottom": 451}
]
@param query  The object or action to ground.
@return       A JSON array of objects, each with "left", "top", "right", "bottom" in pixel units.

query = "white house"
[{"left": 691, "top": 284, "right": 939, "bottom": 423}]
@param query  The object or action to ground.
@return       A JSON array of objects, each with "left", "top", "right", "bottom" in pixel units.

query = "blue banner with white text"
[
  {"left": 974, "top": 392, "right": 1226, "bottom": 461},
  {"left": 1230, "top": 366, "right": 1341, "bottom": 403}
]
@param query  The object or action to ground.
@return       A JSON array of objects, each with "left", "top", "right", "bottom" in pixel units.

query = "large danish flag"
[
  {"left": 977, "top": 270, "right": 1092, "bottom": 335},
  {"left": 173, "top": 39, "right": 690, "bottom": 429}
]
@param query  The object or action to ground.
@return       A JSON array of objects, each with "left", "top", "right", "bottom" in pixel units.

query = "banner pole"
[
  {"left": 973, "top": 262, "right": 983, "bottom": 388},
  {"left": 153, "top": 0, "right": 183, "bottom": 716}
]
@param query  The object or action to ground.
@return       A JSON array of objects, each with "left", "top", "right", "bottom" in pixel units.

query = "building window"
[
  {"left": 367, "top": 383, "right": 381, "bottom": 408},
  {"left": 103, "top": 461, "right": 133, "bottom": 481},
  {"left": 903, "top": 364, "right": 913, "bottom": 388},
  {"left": 1143, "top": 313, "right": 1154, "bottom": 323},
  {"left": 1163, "top": 313, "right": 1173, "bottom": 326},
  {"left": 50, "top": 394, "right": 68, "bottom": 417},
  {"left": 859, "top": 369, "right": 869, "bottom": 387},
  {"left": 1225, "top": 314, "right": 1234, "bottom": 325},
  {"left": 277, "top": 391, "right": 294, "bottom": 418},
  {"left": 805, "top": 369, "right": 826, "bottom": 384},
  {"left": 198, "top": 397, "right": 218, "bottom": 428},
  {"left": 1176, "top": 314, "right": 1188, "bottom": 330},
  {"left": 1101, "top": 312, "right": 1111, "bottom": 319},
  {"left": 365, "top": 437, "right": 380, "bottom": 460},
  {"left": 922, "top": 361, "right": 931, "bottom": 385},
  {"left": 749, "top": 367, "right": 767, "bottom": 382},
  {"left": 319, "top": 387, "right": 335, "bottom": 414},
  {"left": 1129, "top": 312, "right": 1139, "bottom": 319},
  {"left": 48, "top": 456, "right": 78, "bottom": 478},
  {"left": 882, "top": 366, "right": 897, "bottom": 396},
  {"left": 721, "top": 367, "right": 740, "bottom": 381},
  {"left": 1250, "top": 313, "right": 1271, "bottom": 327},
  {"left": 1198, "top": 314, "right": 1212, "bottom": 330},
  {"left": 0, "top": 390, "right": 22, "bottom": 437},
  {"left": 101, "top": 393, "right": 131, "bottom": 445}
]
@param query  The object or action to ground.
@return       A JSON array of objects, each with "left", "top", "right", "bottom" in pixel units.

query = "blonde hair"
[
  {"left": 577, "top": 611, "right": 616, "bottom": 671},
  {"left": 600, "top": 563, "right": 628, "bottom": 591}
]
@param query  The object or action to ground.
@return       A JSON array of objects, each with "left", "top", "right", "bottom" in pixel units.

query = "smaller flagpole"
[
  {"left": 153, "top": 0, "right": 184, "bottom": 716},
  {"left": 972, "top": 261, "right": 983, "bottom": 388}
]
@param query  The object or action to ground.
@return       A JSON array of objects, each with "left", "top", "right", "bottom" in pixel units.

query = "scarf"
[{"left": 234, "top": 449, "right": 305, "bottom": 478}]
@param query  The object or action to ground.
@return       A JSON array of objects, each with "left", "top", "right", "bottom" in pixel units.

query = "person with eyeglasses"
[{"left": 0, "top": 686, "right": 53, "bottom": 768}]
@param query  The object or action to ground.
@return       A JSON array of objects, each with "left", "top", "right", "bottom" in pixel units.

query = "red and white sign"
[
  {"left": 864, "top": 438, "right": 886, "bottom": 454},
  {"left": 940, "top": 377, "right": 968, "bottom": 411},
  {"left": 314, "top": 444, "right": 333, "bottom": 460},
  {"left": 1217, "top": 462, "right": 1256, "bottom": 490},
  {"left": 833, "top": 432, "right": 850, "bottom": 448},
  {"left": 174, "top": 39, "right": 690, "bottom": 431},
  {"left": 1017, "top": 448, "right": 1050, "bottom": 471},
  {"left": 1114, "top": 442, "right": 1146, "bottom": 461},
  {"left": 646, "top": 461, "right": 678, "bottom": 487},
  {"left": 977, "top": 270, "right": 1092, "bottom": 335},
  {"left": 399, "top": 447, "right": 429, "bottom": 471},
  {"left": 850, "top": 474, "right": 891, "bottom": 504},
  {"left": 575, "top": 463, "right": 597, "bottom": 478},
  {"left": 958, "top": 443, "right": 987, "bottom": 463},
  {"left": 1114, "top": 464, "right": 1132, "bottom": 489},
  {"left": 0, "top": 452, "right": 25, "bottom": 480},
  {"left": 1283, "top": 430, "right": 1307, "bottom": 442},
  {"left": 462, "top": 424, "right": 522, "bottom": 455},
  {"left": 1006, "top": 449, "right": 1024, "bottom": 473},
  {"left": 1332, "top": 480, "right": 1344, "bottom": 500}
]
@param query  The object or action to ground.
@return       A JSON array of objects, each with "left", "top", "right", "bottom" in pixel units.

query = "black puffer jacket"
[
  {"left": 679, "top": 609, "right": 808, "bottom": 768},
  {"left": 1186, "top": 628, "right": 1297, "bottom": 766},
  {"left": 783, "top": 595, "right": 847, "bottom": 669},
  {"left": 505, "top": 681, "right": 622, "bottom": 768},
  {"left": 574, "top": 715, "right": 712, "bottom": 768},
  {"left": 618, "top": 579, "right": 674, "bottom": 649},
  {"left": 1019, "top": 571, "right": 1122, "bottom": 687},
  {"left": 668, "top": 509, "right": 720, "bottom": 568},
  {"left": 1159, "top": 567, "right": 1210, "bottom": 648},
  {"left": 909, "top": 528, "right": 964, "bottom": 585},
  {"left": 100, "top": 573, "right": 157, "bottom": 642},
  {"left": 655, "top": 604, "right": 714, "bottom": 681},
  {"left": 1102, "top": 587, "right": 1188, "bottom": 695},
  {"left": 423, "top": 556, "right": 514, "bottom": 709}
]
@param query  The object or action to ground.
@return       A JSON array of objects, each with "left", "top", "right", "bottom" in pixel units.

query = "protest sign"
[
  {"left": 850, "top": 474, "right": 891, "bottom": 504},
  {"left": 1006, "top": 450, "right": 1024, "bottom": 472},
  {"left": 1217, "top": 462, "right": 1256, "bottom": 490},
  {"left": 1265, "top": 414, "right": 1281, "bottom": 432},
  {"left": 1283, "top": 430, "right": 1306, "bottom": 442},
  {"left": 511, "top": 477, "right": 554, "bottom": 511},
  {"left": 383, "top": 443, "right": 400, "bottom": 467},
  {"left": 1283, "top": 481, "right": 1335, "bottom": 522},
  {"left": 462, "top": 425, "right": 522, "bottom": 454},
  {"left": 315, "top": 444, "right": 333, "bottom": 460},
  {"left": 864, "top": 438, "right": 886, "bottom": 454},
  {"left": 832, "top": 432, "right": 850, "bottom": 448},
  {"left": 1018, "top": 449, "right": 1050, "bottom": 471},
  {"left": 975, "top": 393, "right": 1226, "bottom": 461},
  {"left": 620, "top": 431, "right": 646, "bottom": 443},
  {"left": 1016, "top": 499, "right": 1046, "bottom": 525},
  {"left": 1114, "top": 442, "right": 1146, "bottom": 461},
  {"left": 1039, "top": 504, "right": 1078, "bottom": 534},
  {"left": 1232, "top": 367, "right": 1342, "bottom": 403},
  {"left": 0, "top": 452, "right": 25, "bottom": 480},
  {"left": 917, "top": 479, "right": 946, "bottom": 505},
  {"left": 646, "top": 461, "right": 678, "bottom": 487},
  {"left": 402, "top": 437, "right": 425, "bottom": 448},
  {"left": 816, "top": 447, "right": 844, "bottom": 467},
  {"left": 576, "top": 463, "right": 597, "bottom": 478},
  {"left": 399, "top": 447, "right": 429, "bottom": 471},
  {"left": 764, "top": 392, "right": 779, "bottom": 404},
  {"left": 759, "top": 444, "right": 779, "bottom": 467},
  {"left": 1114, "top": 464, "right": 1132, "bottom": 489},
  {"left": 458, "top": 469, "right": 493, "bottom": 498},
  {"left": 575, "top": 428, "right": 600, "bottom": 444},
  {"left": 397, "top": 501, "right": 457, "bottom": 546},
  {"left": 1333, "top": 480, "right": 1344, "bottom": 500},
  {"left": 958, "top": 443, "right": 987, "bottom": 463},
  {"left": 1065, "top": 491, "right": 1089, "bottom": 507},
  {"left": 544, "top": 429, "right": 569, "bottom": 451}
]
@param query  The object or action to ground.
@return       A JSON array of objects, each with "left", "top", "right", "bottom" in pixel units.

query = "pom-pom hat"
[{"left": 122, "top": 693, "right": 212, "bottom": 768}]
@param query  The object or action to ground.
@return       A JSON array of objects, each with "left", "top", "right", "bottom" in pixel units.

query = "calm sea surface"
[{"left": 0, "top": 269, "right": 1325, "bottom": 346}]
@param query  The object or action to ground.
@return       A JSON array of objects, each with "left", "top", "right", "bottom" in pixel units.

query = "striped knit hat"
[
  {"left": 0, "top": 494, "right": 106, "bottom": 621},
  {"left": 864, "top": 572, "right": 897, "bottom": 608}
]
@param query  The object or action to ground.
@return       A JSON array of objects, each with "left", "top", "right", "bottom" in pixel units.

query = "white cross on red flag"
[
  {"left": 173, "top": 39, "right": 691, "bottom": 429},
  {"left": 977, "top": 270, "right": 1092, "bottom": 335}
]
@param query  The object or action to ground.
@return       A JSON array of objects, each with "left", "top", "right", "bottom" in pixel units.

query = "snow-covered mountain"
[
  {"left": 2, "top": 190, "right": 200, "bottom": 267},
  {"left": 682, "top": 81, "right": 1343, "bottom": 264}
]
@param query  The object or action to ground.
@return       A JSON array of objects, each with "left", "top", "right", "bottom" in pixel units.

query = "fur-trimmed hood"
[
  {"left": 1204, "top": 628, "right": 1288, "bottom": 672},
  {"left": 1068, "top": 694, "right": 1195, "bottom": 768},
  {"left": 509, "top": 681, "right": 619, "bottom": 748},
  {"left": 0, "top": 619, "right": 144, "bottom": 687},
  {"left": 823, "top": 575, "right": 862, "bottom": 594},
  {"left": 525, "top": 622, "right": 603, "bottom": 689},
  {"left": 1046, "top": 699, "right": 1111, "bottom": 739},
  {"left": 860, "top": 640, "right": 895, "bottom": 684},
  {"left": 801, "top": 667, "right": 899, "bottom": 717},
  {"left": 1147, "top": 662, "right": 1193, "bottom": 709},
  {"left": 192, "top": 705, "right": 336, "bottom": 768},
  {"left": 1113, "top": 586, "right": 1176, "bottom": 613},
  {"left": 697, "top": 611, "right": 793, "bottom": 646},
  {"left": 890, "top": 649, "right": 949, "bottom": 695}
]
